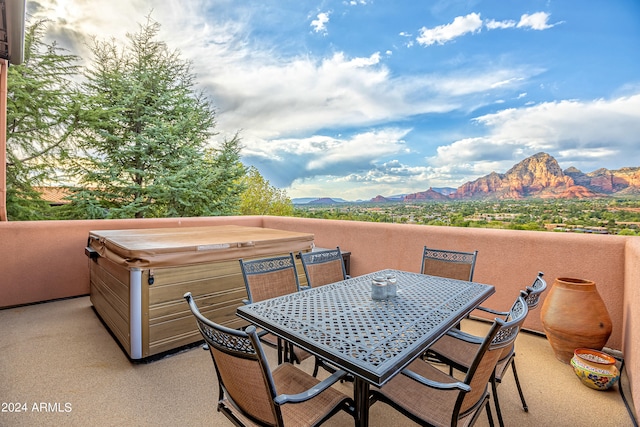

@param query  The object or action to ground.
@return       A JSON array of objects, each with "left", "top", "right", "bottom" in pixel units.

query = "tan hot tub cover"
[{"left": 88, "top": 225, "right": 315, "bottom": 269}]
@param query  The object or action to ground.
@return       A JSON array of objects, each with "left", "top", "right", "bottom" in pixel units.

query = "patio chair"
[
  {"left": 371, "top": 294, "right": 529, "bottom": 427},
  {"left": 299, "top": 247, "right": 350, "bottom": 377},
  {"left": 240, "top": 253, "right": 302, "bottom": 303},
  {"left": 427, "top": 273, "right": 546, "bottom": 427},
  {"left": 299, "top": 247, "right": 349, "bottom": 288},
  {"left": 183, "top": 292, "right": 355, "bottom": 427},
  {"left": 239, "top": 254, "right": 308, "bottom": 365},
  {"left": 421, "top": 246, "right": 478, "bottom": 281},
  {"left": 420, "top": 245, "right": 479, "bottom": 331}
]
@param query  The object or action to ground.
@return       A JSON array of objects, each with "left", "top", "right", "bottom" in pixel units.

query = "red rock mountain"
[
  {"left": 451, "top": 152, "right": 592, "bottom": 199},
  {"left": 370, "top": 195, "right": 391, "bottom": 203},
  {"left": 399, "top": 152, "right": 640, "bottom": 201},
  {"left": 403, "top": 188, "right": 449, "bottom": 201},
  {"left": 564, "top": 166, "right": 640, "bottom": 195}
]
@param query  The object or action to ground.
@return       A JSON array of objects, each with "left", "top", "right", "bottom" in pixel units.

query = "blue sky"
[{"left": 31, "top": 0, "right": 640, "bottom": 200}]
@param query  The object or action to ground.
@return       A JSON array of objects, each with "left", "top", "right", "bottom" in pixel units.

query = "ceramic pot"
[
  {"left": 571, "top": 348, "right": 620, "bottom": 390},
  {"left": 540, "top": 277, "right": 612, "bottom": 364}
]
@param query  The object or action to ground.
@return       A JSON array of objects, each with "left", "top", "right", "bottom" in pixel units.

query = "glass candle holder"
[
  {"left": 386, "top": 274, "right": 397, "bottom": 298},
  {"left": 371, "top": 276, "right": 387, "bottom": 300}
]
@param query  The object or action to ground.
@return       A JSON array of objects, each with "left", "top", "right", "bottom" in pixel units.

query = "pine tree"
[
  {"left": 6, "top": 20, "right": 83, "bottom": 220},
  {"left": 68, "top": 16, "right": 241, "bottom": 218}
]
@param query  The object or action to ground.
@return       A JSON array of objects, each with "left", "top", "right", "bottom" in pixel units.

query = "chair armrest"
[
  {"left": 473, "top": 305, "right": 508, "bottom": 316},
  {"left": 445, "top": 328, "right": 484, "bottom": 345},
  {"left": 274, "top": 369, "right": 349, "bottom": 405},
  {"left": 401, "top": 368, "right": 471, "bottom": 393}
]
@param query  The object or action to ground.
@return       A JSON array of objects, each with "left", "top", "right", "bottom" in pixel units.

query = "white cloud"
[
  {"left": 311, "top": 12, "right": 331, "bottom": 34},
  {"left": 517, "top": 12, "right": 557, "bottom": 30},
  {"left": 243, "top": 128, "right": 412, "bottom": 192},
  {"left": 335, "top": 51, "right": 381, "bottom": 68},
  {"left": 31, "top": 0, "right": 151, "bottom": 59},
  {"left": 416, "top": 13, "right": 483, "bottom": 46},
  {"left": 486, "top": 19, "right": 516, "bottom": 30},
  {"left": 243, "top": 128, "right": 409, "bottom": 168},
  {"left": 476, "top": 95, "right": 640, "bottom": 149},
  {"left": 305, "top": 129, "right": 410, "bottom": 170},
  {"left": 428, "top": 94, "right": 640, "bottom": 177},
  {"left": 288, "top": 159, "right": 448, "bottom": 200},
  {"left": 419, "top": 68, "right": 534, "bottom": 97},
  {"left": 414, "top": 11, "right": 557, "bottom": 47}
]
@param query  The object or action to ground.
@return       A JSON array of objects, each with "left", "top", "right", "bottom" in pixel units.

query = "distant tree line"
[{"left": 293, "top": 198, "right": 640, "bottom": 235}]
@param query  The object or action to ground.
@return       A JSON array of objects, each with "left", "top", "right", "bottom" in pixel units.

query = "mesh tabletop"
[{"left": 237, "top": 269, "right": 494, "bottom": 386}]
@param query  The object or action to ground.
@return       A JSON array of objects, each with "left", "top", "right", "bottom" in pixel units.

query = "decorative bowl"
[{"left": 570, "top": 348, "right": 620, "bottom": 390}]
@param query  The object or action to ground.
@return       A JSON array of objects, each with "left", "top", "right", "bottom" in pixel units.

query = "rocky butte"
[{"left": 396, "top": 152, "right": 640, "bottom": 202}]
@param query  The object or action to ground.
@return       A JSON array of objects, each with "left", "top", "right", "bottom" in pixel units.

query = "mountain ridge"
[
  {"left": 293, "top": 153, "right": 640, "bottom": 204},
  {"left": 448, "top": 152, "right": 639, "bottom": 200}
]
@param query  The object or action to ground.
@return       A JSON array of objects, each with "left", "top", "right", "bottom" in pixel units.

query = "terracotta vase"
[
  {"left": 540, "top": 277, "right": 612, "bottom": 364},
  {"left": 571, "top": 348, "right": 620, "bottom": 390}
]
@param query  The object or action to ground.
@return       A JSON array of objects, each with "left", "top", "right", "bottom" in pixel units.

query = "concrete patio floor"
[{"left": 1, "top": 296, "right": 636, "bottom": 427}]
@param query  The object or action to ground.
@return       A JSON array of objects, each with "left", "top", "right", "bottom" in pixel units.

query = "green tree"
[
  {"left": 618, "top": 229, "right": 638, "bottom": 236},
  {"left": 149, "top": 136, "right": 246, "bottom": 218},
  {"left": 6, "top": 20, "right": 84, "bottom": 220},
  {"left": 68, "top": 16, "right": 238, "bottom": 218},
  {"left": 239, "top": 167, "right": 294, "bottom": 216}
]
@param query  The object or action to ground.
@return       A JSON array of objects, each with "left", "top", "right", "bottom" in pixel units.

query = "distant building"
[{"left": 35, "top": 187, "right": 71, "bottom": 206}]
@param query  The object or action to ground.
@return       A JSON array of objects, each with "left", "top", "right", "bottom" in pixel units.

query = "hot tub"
[{"left": 86, "top": 225, "right": 314, "bottom": 359}]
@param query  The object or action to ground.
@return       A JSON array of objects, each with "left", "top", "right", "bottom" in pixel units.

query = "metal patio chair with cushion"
[
  {"left": 184, "top": 293, "right": 355, "bottom": 427},
  {"left": 299, "top": 247, "right": 350, "bottom": 377},
  {"left": 421, "top": 246, "right": 478, "bottom": 281},
  {"left": 239, "top": 253, "right": 309, "bottom": 365},
  {"left": 371, "top": 294, "right": 529, "bottom": 427},
  {"left": 427, "top": 273, "right": 546, "bottom": 427},
  {"left": 299, "top": 247, "right": 349, "bottom": 288},
  {"left": 421, "top": 246, "right": 479, "bottom": 331},
  {"left": 240, "top": 253, "right": 302, "bottom": 304}
]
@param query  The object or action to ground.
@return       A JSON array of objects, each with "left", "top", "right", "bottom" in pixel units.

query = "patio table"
[{"left": 236, "top": 269, "right": 495, "bottom": 427}]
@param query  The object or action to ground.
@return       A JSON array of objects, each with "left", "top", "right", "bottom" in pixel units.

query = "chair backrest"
[
  {"left": 239, "top": 253, "right": 301, "bottom": 303},
  {"left": 496, "top": 273, "right": 546, "bottom": 361},
  {"left": 299, "top": 247, "right": 347, "bottom": 288},
  {"left": 457, "top": 293, "right": 529, "bottom": 419},
  {"left": 184, "top": 292, "right": 283, "bottom": 426},
  {"left": 524, "top": 271, "right": 547, "bottom": 309},
  {"left": 421, "top": 246, "right": 478, "bottom": 282}
]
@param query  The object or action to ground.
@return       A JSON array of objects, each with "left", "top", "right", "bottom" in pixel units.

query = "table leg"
[
  {"left": 353, "top": 377, "right": 370, "bottom": 427},
  {"left": 277, "top": 338, "right": 283, "bottom": 364}
]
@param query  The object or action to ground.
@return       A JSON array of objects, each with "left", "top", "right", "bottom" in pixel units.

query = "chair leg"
[
  {"left": 510, "top": 358, "right": 529, "bottom": 412},
  {"left": 491, "top": 375, "right": 505, "bottom": 427},
  {"left": 485, "top": 397, "right": 495, "bottom": 427}
]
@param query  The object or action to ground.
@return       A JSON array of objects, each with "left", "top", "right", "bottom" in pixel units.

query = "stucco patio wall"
[
  {"left": 624, "top": 236, "right": 640, "bottom": 414},
  {"left": 0, "top": 216, "right": 263, "bottom": 308}
]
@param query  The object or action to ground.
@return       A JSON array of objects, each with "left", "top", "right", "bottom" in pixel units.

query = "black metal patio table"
[{"left": 236, "top": 269, "right": 495, "bottom": 427}]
